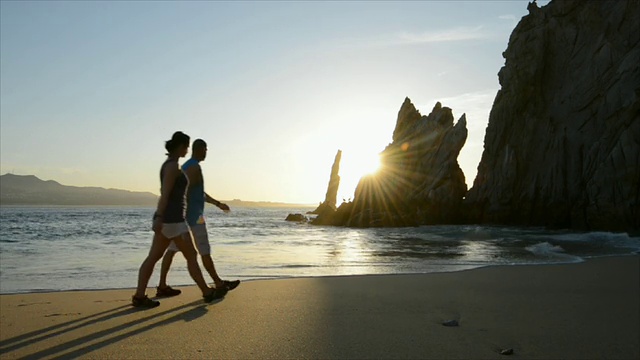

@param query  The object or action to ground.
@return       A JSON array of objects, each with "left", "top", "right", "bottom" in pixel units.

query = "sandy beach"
[{"left": 1, "top": 255, "right": 638, "bottom": 360}]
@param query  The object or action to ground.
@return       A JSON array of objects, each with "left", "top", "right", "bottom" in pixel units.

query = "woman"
[{"left": 132, "top": 131, "right": 226, "bottom": 308}]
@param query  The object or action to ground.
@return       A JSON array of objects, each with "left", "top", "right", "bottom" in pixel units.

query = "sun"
[
  {"left": 338, "top": 150, "right": 381, "bottom": 202},
  {"left": 355, "top": 153, "right": 382, "bottom": 177}
]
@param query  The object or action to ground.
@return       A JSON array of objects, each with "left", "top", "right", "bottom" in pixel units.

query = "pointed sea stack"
[
  {"left": 309, "top": 150, "right": 342, "bottom": 222},
  {"left": 318, "top": 99, "right": 468, "bottom": 227}
]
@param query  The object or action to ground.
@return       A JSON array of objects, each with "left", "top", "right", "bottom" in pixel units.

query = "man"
[{"left": 156, "top": 139, "right": 240, "bottom": 297}]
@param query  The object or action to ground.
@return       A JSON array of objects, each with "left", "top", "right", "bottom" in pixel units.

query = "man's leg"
[
  {"left": 201, "top": 254, "right": 224, "bottom": 287},
  {"left": 192, "top": 224, "right": 239, "bottom": 290}
]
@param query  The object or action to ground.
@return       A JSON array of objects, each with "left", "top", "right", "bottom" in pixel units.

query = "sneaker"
[
  {"left": 156, "top": 286, "right": 182, "bottom": 297},
  {"left": 132, "top": 295, "right": 160, "bottom": 308},
  {"left": 223, "top": 280, "right": 241, "bottom": 291},
  {"left": 203, "top": 287, "right": 228, "bottom": 303}
]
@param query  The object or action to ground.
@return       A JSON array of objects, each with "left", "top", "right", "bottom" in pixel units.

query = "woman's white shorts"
[
  {"left": 161, "top": 222, "right": 189, "bottom": 239},
  {"left": 167, "top": 224, "right": 211, "bottom": 255}
]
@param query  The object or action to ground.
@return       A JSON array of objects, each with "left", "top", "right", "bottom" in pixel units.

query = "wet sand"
[{"left": 1, "top": 255, "right": 638, "bottom": 359}]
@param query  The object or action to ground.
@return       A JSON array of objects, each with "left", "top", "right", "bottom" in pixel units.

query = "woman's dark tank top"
[{"left": 160, "top": 159, "right": 188, "bottom": 223}]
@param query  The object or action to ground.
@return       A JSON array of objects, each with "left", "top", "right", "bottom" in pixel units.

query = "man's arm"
[{"left": 205, "top": 192, "right": 230, "bottom": 211}]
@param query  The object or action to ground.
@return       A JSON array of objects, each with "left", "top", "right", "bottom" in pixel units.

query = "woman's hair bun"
[{"left": 165, "top": 131, "right": 190, "bottom": 154}]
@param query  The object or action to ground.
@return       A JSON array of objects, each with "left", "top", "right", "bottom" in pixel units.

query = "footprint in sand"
[{"left": 17, "top": 301, "right": 51, "bottom": 307}]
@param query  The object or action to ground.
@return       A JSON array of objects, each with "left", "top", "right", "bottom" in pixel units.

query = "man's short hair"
[{"left": 193, "top": 139, "right": 207, "bottom": 150}]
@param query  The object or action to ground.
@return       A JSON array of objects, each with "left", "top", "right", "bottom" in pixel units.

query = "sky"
[{"left": 1, "top": 0, "right": 550, "bottom": 204}]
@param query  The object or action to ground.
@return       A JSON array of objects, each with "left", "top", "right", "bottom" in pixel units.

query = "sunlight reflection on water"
[{"left": 1, "top": 206, "right": 639, "bottom": 293}]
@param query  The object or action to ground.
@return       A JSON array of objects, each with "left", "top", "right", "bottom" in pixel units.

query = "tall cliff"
[
  {"left": 318, "top": 99, "right": 468, "bottom": 227},
  {"left": 464, "top": 0, "right": 640, "bottom": 232}
]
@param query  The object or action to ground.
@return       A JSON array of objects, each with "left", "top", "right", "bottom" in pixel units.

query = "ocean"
[{"left": 1, "top": 206, "right": 639, "bottom": 294}]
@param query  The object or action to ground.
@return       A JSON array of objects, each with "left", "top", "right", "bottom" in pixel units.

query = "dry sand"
[{"left": 1, "top": 255, "right": 638, "bottom": 359}]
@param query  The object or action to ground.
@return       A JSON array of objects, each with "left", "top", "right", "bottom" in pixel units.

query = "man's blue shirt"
[{"left": 182, "top": 158, "right": 205, "bottom": 226}]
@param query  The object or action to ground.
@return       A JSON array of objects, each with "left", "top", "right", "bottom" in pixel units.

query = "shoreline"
[
  {"left": 2, "top": 252, "right": 639, "bottom": 295},
  {"left": 1, "top": 255, "right": 638, "bottom": 359}
]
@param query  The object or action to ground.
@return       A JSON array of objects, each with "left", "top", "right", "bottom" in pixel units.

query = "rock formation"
[
  {"left": 464, "top": 0, "right": 640, "bottom": 232},
  {"left": 285, "top": 213, "right": 308, "bottom": 222},
  {"left": 315, "top": 99, "right": 468, "bottom": 227},
  {"left": 309, "top": 149, "right": 342, "bottom": 216}
]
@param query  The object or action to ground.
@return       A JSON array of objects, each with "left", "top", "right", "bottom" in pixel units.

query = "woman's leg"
[
  {"left": 158, "top": 248, "right": 178, "bottom": 289},
  {"left": 134, "top": 232, "right": 170, "bottom": 298},
  {"left": 172, "top": 231, "right": 212, "bottom": 295}
]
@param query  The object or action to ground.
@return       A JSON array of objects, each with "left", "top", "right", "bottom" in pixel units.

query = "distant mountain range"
[
  {"left": 0, "top": 174, "right": 314, "bottom": 208},
  {"left": 0, "top": 174, "right": 159, "bottom": 206}
]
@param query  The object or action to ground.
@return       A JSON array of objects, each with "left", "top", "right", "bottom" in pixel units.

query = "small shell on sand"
[{"left": 500, "top": 348, "right": 514, "bottom": 355}]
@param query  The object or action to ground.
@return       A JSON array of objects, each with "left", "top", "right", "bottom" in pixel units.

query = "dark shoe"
[
  {"left": 223, "top": 280, "right": 241, "bottom": 291},
  {"left": 203, "top": 287, "right": 228, "bottom": 303},
  {"left": 132, "top": 295, "right": 160, "bottom": 308},
  {"left": 156, "top": 286, "right": 182, "bottom": 297}
]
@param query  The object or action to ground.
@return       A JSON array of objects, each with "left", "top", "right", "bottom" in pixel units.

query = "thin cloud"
[
  {"left": 395, "top": 26, "right": 487, "bottom": 44},
  {"left": 498, "top": 14, "right": 519, "bottom": 28},
  {"left": 342, "top": 26, "right": 489, "bottom": 48},
  {"left": 499, "top": 14, "right": 517, "bottom": 21}
]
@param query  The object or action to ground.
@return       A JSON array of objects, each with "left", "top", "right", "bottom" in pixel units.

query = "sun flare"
[{"left": 338, "top": 151, "right": 382, "bottom": 202}]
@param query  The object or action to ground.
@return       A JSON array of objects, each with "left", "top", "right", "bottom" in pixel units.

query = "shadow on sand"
[{"left": 0, "top": 298, "right": 221, "bottom": 359}]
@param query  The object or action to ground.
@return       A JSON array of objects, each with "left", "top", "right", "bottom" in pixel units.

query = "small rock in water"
[
  {"left": 500, "top": 348, "right": 514, "bottom": 355},
  {"left": 285, "top": 213, "right": 308, "bottom": 222},
  {"left": 442, "top": 320, "right": 459, "bottom": 327}
]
